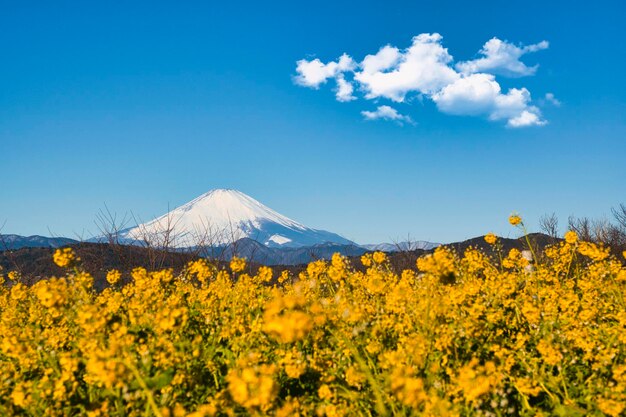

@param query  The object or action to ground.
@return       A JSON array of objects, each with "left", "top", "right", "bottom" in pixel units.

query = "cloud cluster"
[
  {"left": 294, "top": 34, "right": 551, "bottom": 128},
  {"left": 361, "top": 105, "right": 413, "bottom": 124},
  {"left": 355, "top": 34, "right": 459, "bottom": 102},
  {"left": 432, "top": 73, "right": 545, "bottom": 128},
  {"left": 456, "top": 38, "right": 549, "bottom": 77},
  {"left": 544, "top": 92, "right": 561, "bottom": 107}
]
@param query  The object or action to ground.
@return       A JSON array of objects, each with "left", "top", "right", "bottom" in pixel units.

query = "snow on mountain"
[{"left": 118, "top": 189, "right": 354, "bottom": 249}]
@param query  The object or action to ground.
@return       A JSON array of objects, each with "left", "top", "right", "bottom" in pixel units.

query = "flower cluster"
[
  {"left": 53, "top": 247, "right": 79, "bottom": 268},
  {"left": 0, "top": 224, "right": 625, "bottom": 416}
]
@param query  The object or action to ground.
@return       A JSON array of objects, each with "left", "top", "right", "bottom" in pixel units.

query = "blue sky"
[{"left": 1, "top": 0, "right": 625, "bottom": 244}]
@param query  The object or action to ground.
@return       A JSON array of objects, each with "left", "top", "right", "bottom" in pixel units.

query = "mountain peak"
[{"left": 120, "top": 189, "right": 353, "bottom": 249}]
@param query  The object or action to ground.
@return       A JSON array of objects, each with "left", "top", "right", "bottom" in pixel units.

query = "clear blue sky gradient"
[{"left": 2, "top": 0, "right": 625, "bottom": 244}]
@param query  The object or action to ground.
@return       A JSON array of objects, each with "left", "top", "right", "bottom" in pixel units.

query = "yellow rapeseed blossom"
[
  {"left": 230, "top": 256, "right": 246, "bottom": 273},
  {"left": 257, "top": 266, "right": 273, "bottom": 283},
  {"left": 227, "top": 365, "right": 277, "bottom": 410},
  {"left": 564, "top": 230, "right": 578, "bottom": 244},
  {"left": 7, "top": 270, "right": 20, "bottom": 281},
  {"left": 11, "top": 387, "right": 28, "bottom": 407},
  {"left": 508, "top": 214, "right": 522, "bottom": 226},
  {"left": 536, "top": 339, "right": 563, "bottom": 366},
  {"left": 187, "top": 259, "right": 214, "bottom": 284},
  {"left": 106, "top": 269, "right": 121, "bottom": 285},
  {"left": 597, "top": 397, "right": 625, "bottom": 417},
  {"left": 578, "top": 241, "right": 610, "bottom": 261},
  {"left": 0, "top": 228, "right": 623, "bottom": 416},
  {"left": 317, "top": 384, "right": 333, "bottom": 400},
  {"left": 416, "top": 246, "right": 456, "bottom": 281},
  {"left": 53, "top": 247, "right": 78, "bottom": 268},
  {"left": 263, "top": 310, "right": 313, "bottom": 343},
  {"left": 372, "top": 251, "right": 387, "bottom": 264},
  {"left": 484, "top": 233, "right": 497, "bottom": 245}
]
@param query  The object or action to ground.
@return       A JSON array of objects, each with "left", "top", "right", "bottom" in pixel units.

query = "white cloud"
[
  {"left": 456, "top": 38, "right": 549, "bottom": 77},
  {"left": 294, "top": 34, "right": 550, "bottom": 128},
  {"left": 360, "top": 45, "right": 402, "bottom": 74},
  {"left": 354, "top": 33, "right": 459, "bottom": 102},
  {"left": 335, "top": 75, "right": 355, "bottom": 102},
  {"left": 432, "top": 73, "right": 501, "bottom": 116},
  {"left": 294, "top": 53, "right": 355, "bottom": 88},
  {"left": 507, "top": 110, "right": 547, "bottom": 128},
  {"left": 432, "top": 73, "right": 545, "bottom": 127},
  {"left": 545, "top": 92, "right": 561, "bottom": 106},
  {"left": 361, "top": 105, "right": 413, "bottom": 124}
]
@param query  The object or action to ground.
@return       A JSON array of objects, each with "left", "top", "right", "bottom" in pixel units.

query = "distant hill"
[
  {"left": 442, "top": 232, "right": 559, "bottom": 256},
  {"left": 1, "top": 233, "right": 561, "bottom": 286},
  {"left": 214, "top": 238, "right": 368, "bottom": 265},
  {"left": 0, "top": 234, "right": 79, "bottom": 250},
  {"left": 361, "top": 241, "right": 439, "bottom": 252},
  {"left": 0, "top": 242, "right": 202, "bottom": 289}
]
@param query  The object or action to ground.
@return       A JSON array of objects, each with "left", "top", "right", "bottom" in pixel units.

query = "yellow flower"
[
  {"left": 514, "top": 377, "right": 542, "bottom": 397},
  {"left": 263, "top": 310, "right": 313, "bottom": 343},
  {"left": 53, "top": 247, "right": 79, "bottom": 268},
  {"left": 372, "top": 251, "right": 387, "bottom": 264},
  {"left": 257, "top": 266, "right": 273, "bottom": 283},
  {"left": 578, "top": 242, "right": 610, "bottom": 262},
  {"left": 484, "top": 233, "right": 497, "bottom": 245},
  {"left": 34, "top": 280, "right": 65, "bottom": 308},
  {"left": 536, "top": 339, "right": 562, "bottom": 366},
  {"left": 230, "top": 257, "right": 246, "bottom": 273},
  {"left": 187, "top": 404, "right": 217, "bottom": 417},
  {"left": 227, "top": 365, "right": 277, "bottom": 409},
  {"left": 416, "top": 247, "right": 456, "bottom": 280},
  {"left": 11, "top": 387, "right": 27, "bottom": 407},
  {"left": 188, "top": 259, "right": 214, "bottom": 284},
  {"left": 278, "top": 270, "right": 290, "bottom": 284},
  {"left": 454, "top": 359, "right": 500, "bottom": 403},
  {"left": 345, "top": 366, "right": 365, "bottom": 388},
  {"left": 508, "top": 214, "right": 522, "bottom": 226},
  {"left": 2, "top": 219, "right": 625, "bottom": 415},
  {"left": 10, "top": 283, "right": 27, "bottom": 301},
  {"left": 564, "top": 230, "right": 578, "bottom": 244},
  {"left": 392, "top": 376, "right": 427, "bottom": 408},
  {"left": 7, "top": 270, "right": 20, "bottom": 281},
  {"left": 106, "top": 269, "right": 121, "bottom": 285},
  {"left": 318, "top": 384, "right": 333, "bottom": 400},
  {"left": 597, "top": 397, "right": 625, "bottom": 417}
]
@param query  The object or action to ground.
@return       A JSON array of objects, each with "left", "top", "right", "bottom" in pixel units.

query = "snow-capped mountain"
[{"left": 118, "top": 189, "right": 354, "bottom": 249}]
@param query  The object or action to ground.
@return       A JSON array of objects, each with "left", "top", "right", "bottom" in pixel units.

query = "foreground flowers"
[{"left": 0, "top": 231, "right": 625, "bottom": 416}]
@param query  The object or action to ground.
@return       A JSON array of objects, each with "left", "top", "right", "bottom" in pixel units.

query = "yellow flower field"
[{"left": 1, "top": 226, "right": 625, "bottom": 416}]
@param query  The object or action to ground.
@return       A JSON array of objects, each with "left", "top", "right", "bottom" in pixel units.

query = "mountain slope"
[
  {"left": 214, "top": 238, "right": 368, "bottom": 265},
  {"left": 361, "top": 241, "right": 440, "bottom": 252},
  {"left": 118, "top": 189, "right": 354, "bottom": 249},
  {"left": 0, "top": 234, "right": 79, "bottom": 250}
]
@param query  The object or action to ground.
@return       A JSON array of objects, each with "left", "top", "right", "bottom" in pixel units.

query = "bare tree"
[
  {"left": 568, "top": 216, "right": 593, "bottom": 242},
  {"left": 567, "top": 205, "right": 626, "bottom": 255},
  {"left": 129, "top": 207, "right": 183, "bottom": 270},
  {"left": 93, "top": 204, "right": 135, "bottom": 271},
  {"left": 391, "top": 234, "right": 428, "bottom": 272},
  {"left": 612, "top": 203, "right": 626, "bottom": 230},
  {"left": 539, "top": 213, "right": 560, "bottom": 239}
]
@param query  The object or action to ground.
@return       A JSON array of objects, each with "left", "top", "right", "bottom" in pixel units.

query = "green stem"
[{"left": 120, "top": 359, "right": 163, "bottom": 417}]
